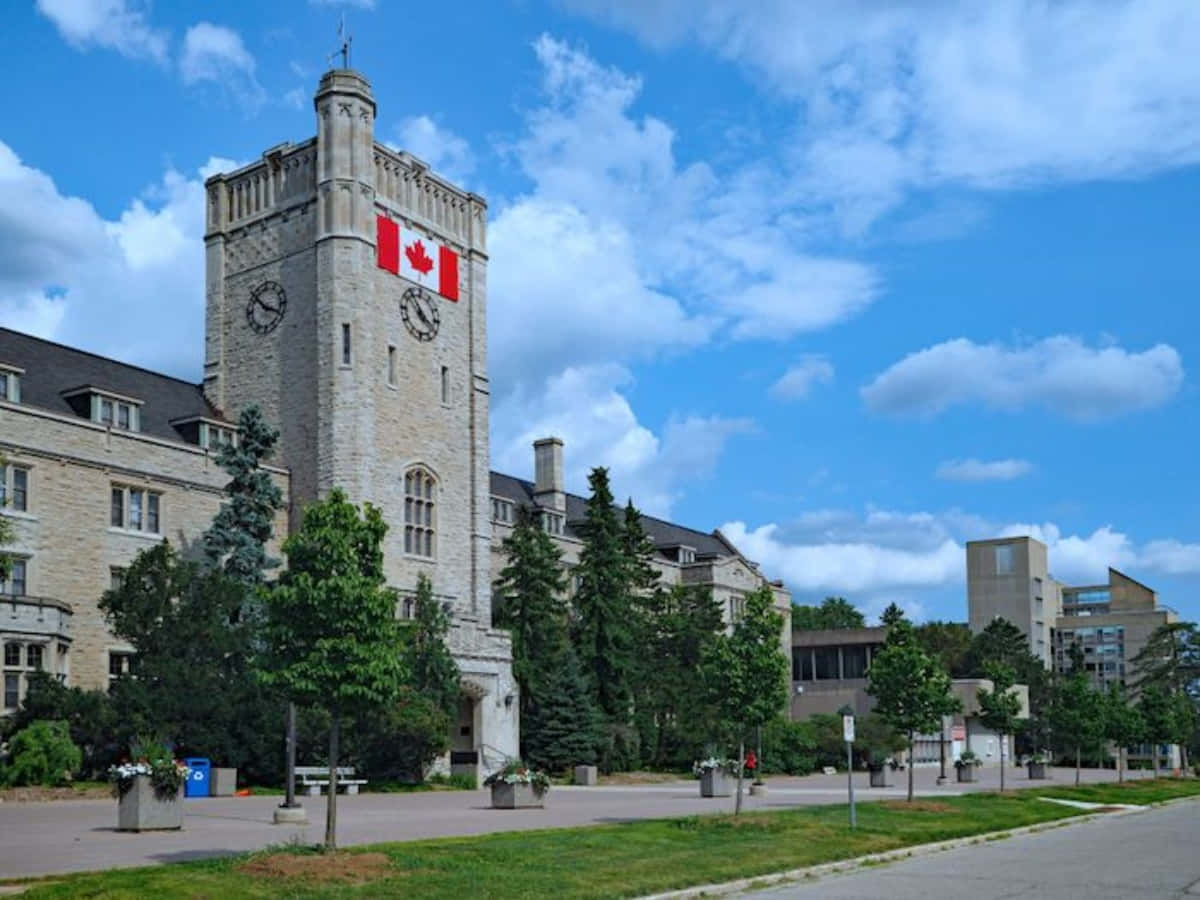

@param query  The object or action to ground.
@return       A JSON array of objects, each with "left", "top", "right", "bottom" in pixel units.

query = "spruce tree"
[
  {"left": 406, "top": 573, "right": 460, "bottom": 720},
  {"left": 621, "top": 499, "right": 659, "bottom": 595},
  {"left": 880, "top": 603, "right": 907, "bottom": 627},
  {"left": 573, "top": 467, "right": 635, "bottom": 723},
  {"left": 494, "top": 504, "right": 568, "bottom": 754},
  {"left": 524, "top": 646, "right": 604, "bottom": 772}
]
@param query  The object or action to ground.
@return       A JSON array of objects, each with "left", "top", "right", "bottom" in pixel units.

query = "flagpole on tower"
[{"left": 327, "top": 14, "right": 353, "bottom": 70}]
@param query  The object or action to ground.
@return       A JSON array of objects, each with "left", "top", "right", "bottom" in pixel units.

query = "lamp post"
[{"left": 937, "top": 714, "right": 950, "bottom": 786}]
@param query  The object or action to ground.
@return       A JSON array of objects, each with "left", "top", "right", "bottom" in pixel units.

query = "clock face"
[
  {"left": 400, "top": 287, "right": 440, "bottom": 342},
  {"left": 246, "top": 281, "right": 287, "bottom": 335}
]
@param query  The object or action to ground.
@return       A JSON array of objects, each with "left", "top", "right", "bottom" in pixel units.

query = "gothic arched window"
[{"left": 404, "top": 467, "right": 436, "bottom": 558}]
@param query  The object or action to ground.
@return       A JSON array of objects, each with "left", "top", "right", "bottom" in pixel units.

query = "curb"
[{"left": 638, "top": 795, "right": 1200, "bottom": 899}]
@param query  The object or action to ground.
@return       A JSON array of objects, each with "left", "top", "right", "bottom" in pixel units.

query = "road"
[
  {"left": 747, "top": 799, "right": 1200, "bottom": 899},
  {"left": 0, "top": 765, "right": 1157, "bottom": 879}
]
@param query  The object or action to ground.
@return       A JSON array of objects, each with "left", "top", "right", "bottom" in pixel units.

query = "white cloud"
[
  {"left": 935, "top": 458, "right": 1033, "bottom": 483},
  {"left": 491, "top": 364, "right": 753, "bottom": 518},
  {"left": 0, "top": 140, "right": 227, "bottom": 378},
  {"left": 390, "top": 115, "right": 475, "bottom": 184},
  {"left": 36, "top": 0, "right": 168, "bottom": 62},
  {"left": 719, "top": 507, "right": 1200, "bottom": 618},
  {"left": 771, "top": 356, "right": 834, "bottom": 400},
  {"left": 564, "top": 1, "right": 1200, "bottom": 234},
  {"left": 862, "top": 336, "right": 1184, "bottom": 421},
  {"left": 180, "top": 23, "right": 264, "bottom": 109}
]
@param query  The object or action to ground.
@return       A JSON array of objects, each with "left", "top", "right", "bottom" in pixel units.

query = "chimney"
[{"left": 533, "top": 437, "right": 565, "bottom": 513}]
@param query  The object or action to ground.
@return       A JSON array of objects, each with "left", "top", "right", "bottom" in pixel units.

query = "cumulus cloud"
[
  {"left": 771, "top": 356, "right": 834, "bottom": 400},
  {"left": 861, "top": 336, "right": 1184, "bottom": 421},
  {"left": 390, "top": 115, "right": 476, "bottom": 184},
  {"left": 0, "top": 140, "right": 230, "bottom": 378},
  {"left": 935, "top": 458, "right": 1033, "bottom": 482},
  {"left": 36, "top": 0, "right": 168, "bottom": 62},
  {"left": 564, "top": 1, "right": 1200, "bottom": 233},
  {"left": 719, "top": 507, "right": 1200, "bottom": 620},
  {"left": 180, "top": 23, "right": 264, "bottom": 108},
  {"left": 491, "top": 364, "right": 754, "bottom": 518}
]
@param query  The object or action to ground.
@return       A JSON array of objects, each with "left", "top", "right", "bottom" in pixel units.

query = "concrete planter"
[
  {"left": 748, "top": 782, "right": 767, "bottom": 797},
  {"left": 573, "top": 765, "right": 598, "bottom": 786},
  {"left": 955, "top": 765, "right": 977, "bottom": 783},
  {"left": 700, "top": 769, "right": 733, "bottom": 797},
  {"left": 1027, "top": 762, "right": 1048, "bottom": 780},
  {"left": 491, "top": 782, "right": 544, "bottom": 809},
  {"left": 209, "top": 767, "right": 238, "bottom": 797},
  {"left": 117, "top": 776, "right": 184, "bottom": 831},
  {"left": 868, "top": 768, "right": 891, "bottom": 788}
]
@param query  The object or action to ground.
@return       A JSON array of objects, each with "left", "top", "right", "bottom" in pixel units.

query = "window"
[
  {"left": 679, "top": 547, "right": 696, "bottom": 564},
  {"left": 387, "top": 345, "right": 397, "bottom": 386},
  {"left": 202, "top": 423, "right": 236, "bottom": 450},
  {"left": 540, "top": 512, "right": 563, "bottom": 535},
  {"left": 441, "top": 366, "right": 450, "bottom": 404},
  {"left": 26, "top": 644, "right": 42, "bottom": 671},
  {"left": 491, "top": 498, "right": 513, "bottom": 524},
  {"left": 100, "top": 399, "right": 114, "bottom": 426},
  {"left": 1, "top": 464, "right": 29, "bottom": 513},
  {"left": 1, "top": 559, "right": 26, "bottom": 596},
  {"left": 110, "top": 485, "right": 162, "bottom": 534},
  {"left": 110, "top": 567, "right": 125, "bottom": 592},
  {"left": 995, "top": 543, "right": 1015, "bottom": 575},
  {"left": 4, "top": 643, "right": 19, "bottom": 667},
  {"left": 342, "top": 323, "right": 352, "bottom": 365},
  {"left": 728, "top": 595, "right": 746, "bottom": 624},
  {"left": 404, "top": 468, "right": 436, "bottom": 558},
  {"left": 3, "top": 674, "right": 17, "bottom": 709},
  {"left": 108, "top": 652, "right": 135, "bottom": 683},
  {"left": 118, "top": 403, "right": 130, "bottom": 429},
  {"left": 814, "top": 646, "right": 840, "bottom": 680},
  {"left": 842, "top": 645, "right": 869, "bottom": 679},
  {"left": 0, "top": 371, "right": 10, "bottom": 401}
]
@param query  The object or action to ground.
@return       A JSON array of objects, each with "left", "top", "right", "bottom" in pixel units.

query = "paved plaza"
[{"left": 0, "top": 766, "right": 1158, "bottom": 880}]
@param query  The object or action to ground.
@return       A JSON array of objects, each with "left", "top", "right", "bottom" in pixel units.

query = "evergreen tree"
[
  {"left": 1131, "top": 622, "right": 1200, "bottom": 696},
  {"left": 880, "top": 603, "right": 907, "bottom": 627},
  {"left": 573, "top": 467, "right": 636, "bottom": 724},
  {"left": 621, "top": 499, "right": 660, "bottom": 595},
  {"left": 866, "top": 619, "right": 960, "bottom": 801},
  {"left": 493, "top": 504, "right": 568, "bottom": 756},
  {"left": 524, "top": 646, "right": 605, "bottom": 772},
  {"left": 914, "top": 621, "right": 973, "bottom": 677},
  {"left": 977, "top": 663, "right": 1024, "bottom": 791},
  {"left": 262, "top": 490, "right": 406, "bottom": 849},
  {"left": 406, "top": 573, "right": 460, "bottom": 720},
  {"left": 202, "top": 406, "right": 284, "bottom": 585}
]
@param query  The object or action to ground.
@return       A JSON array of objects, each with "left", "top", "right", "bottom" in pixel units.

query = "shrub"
[
  {"left": 349, "top": 686, "right": 451, "bottom": 783},
  {"left": 3, "top": 720, "right": 82, "bottom": 787},
  {"left": 760, "top": 718, "right": 817, "bottom": 775}
]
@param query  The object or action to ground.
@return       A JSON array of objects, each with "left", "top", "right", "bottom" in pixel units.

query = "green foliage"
[
  {"left": 621, "top": 500, "right": 660, "bottom": 595},
  {"left": 977, "top": 663, "right": 1025, "bottom": 789},
  {"left": 1101, "top": 682, "right": 1144, "bottom": 779},
  {"left": 523, "top": 647, "right": 605, "bottom": 773},
  {"left": 573, "top": 467, "right": 636, "bottom": 722},
  {"left": 201, "top": 405, "right": 284, "bottom": 585},
  {"left": 350, "top": 686, "right": 451, "bottom": 783},
  {"left": 2, "top": 720, "right": 81, "bottom": 787},
  {"left": 98, "top": 543, "right": 282, "bottom": 784},
  {"left": 966, "top": 616, "right": 1052, "bottom": 748},
  {"left": 1048, "top": 659, "right": 1106, "bottom": 782},
  {"left": 914, "top": 621, "right": 973, "bottom": 677},
  {"left": 7, "top": 672, "right": 123, "bottom": 779},
  {"left": 880, "top": 603, "right": 907, "bottom": 627},
  {"left": 405, "top": 573, "right": 460, "bottom": 720},
  {"left": 494, "top": 503, "right": 569, "bottom": 753},
  {"left": 634, "top": 585, "right": 725, "bottom": 769},
  {"left": 791, "top": 597, "right": 865, "bottom": 631},
  {"left": 854, "top": 712, "right": 907, "bottom": 766},
  {"left": 759, "top": 718, "right": 817, "bottom": 775},
  {"left": 1131, "top": 622, "right": 1199, "bottom": 697}
]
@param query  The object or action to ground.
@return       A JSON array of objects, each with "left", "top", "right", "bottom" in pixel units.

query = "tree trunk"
[
  {"left": 325, "top": 716, "right": 340, "bottom": 850},
  {"left": 998, "top": 733, "right": 1005, "bottom": 793},
  {"left": 1075, "top": 745, "right": 1081, "bottom": 786},
  {"left": 907, "top": 735, "right": 914, "bottom": 802},
  {"left": 735, "top": 739, "right": 745, "bottom": 816},
  {"left": 1181, "top": 744, "right": 1189, "bottom": 774},
  {"left": 1118, "top": 746, "right": 1125, "bottom": 783},
  {"left": 1153, "top": 743, "right": 1160, "bottom": 779}
]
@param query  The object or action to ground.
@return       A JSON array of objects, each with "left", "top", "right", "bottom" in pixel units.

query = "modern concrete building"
[
  {"left": 0, "top": 67, "right": 790, "bottom": 776},
  {"left": 966, "top": 537, "right": 1058, "bottom": 667}
]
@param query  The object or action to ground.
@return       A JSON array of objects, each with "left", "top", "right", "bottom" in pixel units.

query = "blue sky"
[{"left": 2, "top": 1, "right": 1199, "bottom": 624}]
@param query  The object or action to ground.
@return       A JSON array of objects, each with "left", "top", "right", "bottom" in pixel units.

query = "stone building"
[{"left": 0, "top": 68, "right": 791, "bottom": 775}]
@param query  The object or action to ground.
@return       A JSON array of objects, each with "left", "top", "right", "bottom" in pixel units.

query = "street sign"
[
  {"left": 843, "top": 714, "right": 855, "bottom": 743},
  {"left": 951, "top": 725, "right": 966, "bottom": 741}
]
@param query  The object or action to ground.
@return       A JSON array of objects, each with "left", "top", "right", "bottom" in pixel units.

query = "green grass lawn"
[{"left": 9, "top": 779, "right": 1200, "bottom": 899}]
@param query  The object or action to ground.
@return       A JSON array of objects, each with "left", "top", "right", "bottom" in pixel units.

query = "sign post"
[{"left": 843, "top": 712, "right": 856, "bottom": 830}]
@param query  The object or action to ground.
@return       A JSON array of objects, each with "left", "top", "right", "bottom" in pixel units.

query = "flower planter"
[
  {"left": 748, "top": 782, "right": 767, "bottom": 797},
  {"left": 210, "top": 767, "right": 238, "bottom": 797},
  {"left": 868, "top": 768, "right": 890, "bottom": 788},
  {"left": 700, "top": 769, "right": 733, "bottom": 797},
  {"left": 491, "top": 782, "right": 544, "bottom": 809},
  {"left": 117, "top": 775, "right": 184, "bottom": 831},
  {"left": 573, "top": 765, "right": 598, "bottom": 786},
  {"left": 1027, "top": 762, "right": 1047, "bottom": 780},
  {"left": 955, "top": 766, "right": 977, "bottom": 783}
]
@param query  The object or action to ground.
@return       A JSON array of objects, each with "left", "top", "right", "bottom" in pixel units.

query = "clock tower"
[{"left": 201, "top": 69, "right": 517, "bottom": 774}]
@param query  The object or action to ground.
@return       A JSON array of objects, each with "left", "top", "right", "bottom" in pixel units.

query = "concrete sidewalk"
[{"left": 0, "top": 766, "right": 1155, "bottom": 879}]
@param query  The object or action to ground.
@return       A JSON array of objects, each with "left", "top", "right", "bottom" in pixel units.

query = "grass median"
[{"left": 10, "top": 778, "right": 1200, "bottom": 899}]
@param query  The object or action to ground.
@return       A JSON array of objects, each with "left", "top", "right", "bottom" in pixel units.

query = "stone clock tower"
[{"left": 201, "top": 69, "right": 517, "bottom": 774}]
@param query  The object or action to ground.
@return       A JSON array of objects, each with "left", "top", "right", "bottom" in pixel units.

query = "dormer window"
[
  {"left": 491, "top": 498, "right": 513, "bottom": 524},
  {"left": 62, "top": 387, "right": 142, "bottom": 432},
  {"left": 539, "top": 511, "right": 564, "bottom": 536},
  {"left": 0, "top": 364, "right": 22, "bottom": 403},
  {"left": 169, "top": 416, "right": 238, "bottom": 450},
  {"left": 679, "top": 547, "right": 696, "bottom": 564}
]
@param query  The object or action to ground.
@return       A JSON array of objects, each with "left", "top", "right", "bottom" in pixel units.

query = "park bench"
[{"left": 294, "top": 766, "right": 368, "bottom": 796}]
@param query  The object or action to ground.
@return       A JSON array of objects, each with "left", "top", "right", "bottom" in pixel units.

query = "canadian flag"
[{"left": 376, "top": 215, "right": 459, "bottom": 301}]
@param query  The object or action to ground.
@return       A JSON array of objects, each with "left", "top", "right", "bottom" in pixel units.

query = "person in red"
[{"left": 745, "top": 750, "right": 757, "bottom": 772}]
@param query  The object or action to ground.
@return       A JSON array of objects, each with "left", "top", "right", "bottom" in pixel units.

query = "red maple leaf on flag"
[{"left": 405, "top": 240, "right": 435, "bottom": 275}]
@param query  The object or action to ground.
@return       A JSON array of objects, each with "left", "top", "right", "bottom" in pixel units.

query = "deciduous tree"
[
  {"left": 1102, "top": 683, "right": 1145, "bottom": 783},
  {"left": 977, "top": 663, "right": 1024, "bottom": 791},
  {"left": 791, "top": 596, "right": 865, "bottom": 631}
]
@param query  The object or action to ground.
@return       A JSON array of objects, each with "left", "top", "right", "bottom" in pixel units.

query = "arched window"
[{"left": 404, "top": 467, "right": 436, "bottom": 558}]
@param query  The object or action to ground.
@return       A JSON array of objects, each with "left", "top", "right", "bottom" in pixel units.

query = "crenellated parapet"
[
  {"left": 204, "top": 139, "right": 319, "bottom": 238},
  {"left": 373, "top": 143, "right": 487, "bottom": 254}
]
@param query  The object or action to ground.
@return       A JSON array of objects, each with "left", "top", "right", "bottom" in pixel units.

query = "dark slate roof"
[
  {"left": 488, "top": 471, "right": 734, "bottom": 559},
  {"left": 0, "top": 328, "right": 219, "bottom": 442}
]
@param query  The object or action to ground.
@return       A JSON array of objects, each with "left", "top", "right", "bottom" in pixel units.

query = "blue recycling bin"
[{"left": 185, "top": 757, "right": 211, "bottom": 798}]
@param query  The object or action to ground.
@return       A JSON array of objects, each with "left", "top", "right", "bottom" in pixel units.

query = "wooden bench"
[{"left": 294, "top": 766, "right": 368, "bottom": 796}]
